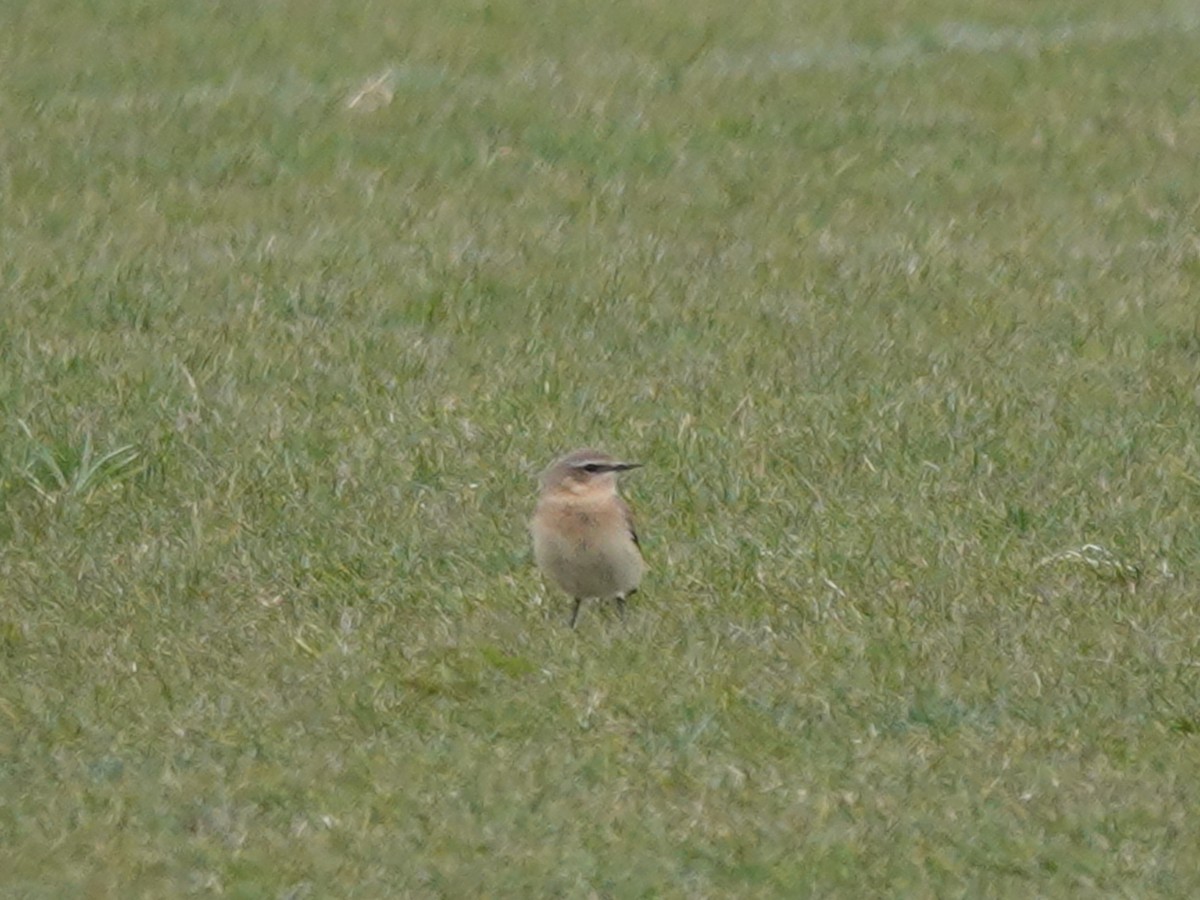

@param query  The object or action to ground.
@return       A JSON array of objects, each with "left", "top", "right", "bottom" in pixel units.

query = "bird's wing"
[{"left": 619, "top": 497, "right": 640, "bottom": 548}]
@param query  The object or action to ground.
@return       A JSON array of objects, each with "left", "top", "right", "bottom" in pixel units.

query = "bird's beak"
[{"left": 612, "top": 462, "right": 643, "bottom": 471}]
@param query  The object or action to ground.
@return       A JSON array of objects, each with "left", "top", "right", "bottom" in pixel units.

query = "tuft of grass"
[{"left": 17, "top": 423, "right": 142, "bottom": 504}]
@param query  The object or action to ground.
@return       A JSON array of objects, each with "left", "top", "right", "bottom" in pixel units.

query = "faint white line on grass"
[
  {"left": 345, "top": 69, "right": 399, "bottom": 112},
  {"left": 31, "top": 7, "right": 1200, "bottom": 116},
  {"left": 709, "top": 7, "right": 1200, "bottom": 76},
  {"left": 1035, "top": 544, "right": 1140, "bottom": 584},
  {"left": 36, "top": 66, "right": 448, "bottom": 115}
]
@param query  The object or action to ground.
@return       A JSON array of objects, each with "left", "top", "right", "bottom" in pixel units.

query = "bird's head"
[{"left": 540, "top": 448, "right": 642, "bottom": 497}]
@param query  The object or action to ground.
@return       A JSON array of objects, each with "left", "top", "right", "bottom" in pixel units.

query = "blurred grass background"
[{"left": 3, "top": 0, "right": 1200, "bottom": 895}]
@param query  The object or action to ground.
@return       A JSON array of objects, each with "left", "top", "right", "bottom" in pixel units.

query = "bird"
[{"left": 530, "top": 448, "right": 645, "bottom": 628}]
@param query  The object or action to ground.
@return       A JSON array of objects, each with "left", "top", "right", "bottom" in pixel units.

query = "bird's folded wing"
[{"left": 618, "top": 497, "right": 640, "bottom": 548}]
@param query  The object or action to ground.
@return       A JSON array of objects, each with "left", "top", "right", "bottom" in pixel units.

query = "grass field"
[{"left": 3, "top": 0, "right": 1200, "bottom": 895}]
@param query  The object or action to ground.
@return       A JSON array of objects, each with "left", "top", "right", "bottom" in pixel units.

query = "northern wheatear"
[{"left": 531, "top": 449, "right": 645, "bottom": 628}]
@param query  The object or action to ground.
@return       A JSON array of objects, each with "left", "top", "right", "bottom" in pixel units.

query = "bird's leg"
[
  {"left": 618, "top": 587, "right": 638, "bottom": 620},
  {"left": 569, "top": 597, "right": 583, "bottom": 629}
]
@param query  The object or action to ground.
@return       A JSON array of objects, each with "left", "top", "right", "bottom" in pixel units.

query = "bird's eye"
[{"left": 581, "top": 463, "right": 603, "bottom": 473}]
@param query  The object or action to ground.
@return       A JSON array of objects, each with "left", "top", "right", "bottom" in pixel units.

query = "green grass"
[{"left": 3, "top": 0, "right": 1200, "bottom": 895}]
